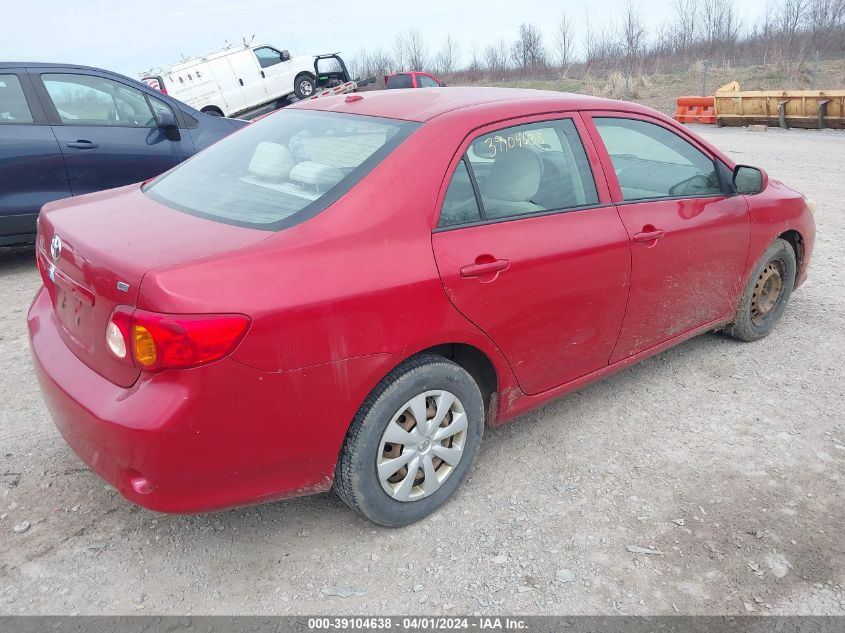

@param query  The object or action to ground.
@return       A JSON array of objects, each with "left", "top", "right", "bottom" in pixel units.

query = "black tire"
[
  {"left": 293, "top": 74, "right": 316, "bottom": 99},
  {"left": 334, "top": 354, "right": 484, "bottom": 527},
  {"left": 724, "top": 238, "right": 796, "bottom": 342},
  {"left": 201, "top": 107, "right": 223, "bottom": 117}
]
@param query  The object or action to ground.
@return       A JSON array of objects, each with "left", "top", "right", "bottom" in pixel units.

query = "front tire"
[
  {"left": 724, "top": 238, "right": 797, "bottom": 341},
  {"left": 293, "top": 74, "right": 316, "bottom": 99},
  {"left": 334, "top": 354, "right": 484, "bottom": 527}
]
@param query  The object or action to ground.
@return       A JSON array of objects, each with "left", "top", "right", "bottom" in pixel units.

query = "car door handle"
[
  {"left": 260, "top": 71, "right": 265, "bottom": 78},
  {"left": 633, "top": 228, "right": 665, "bottom": 242},
  {"left": 460, "top": 259, "right": 510, "bottom": 278},
  {"left": 66, "top": 140, "right": 98, "bottom": 149}
]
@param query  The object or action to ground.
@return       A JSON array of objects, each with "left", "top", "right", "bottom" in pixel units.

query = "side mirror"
[
  {"left": 281, "top": 49, "right": 291, "bottom": 61},
  {"left": 440, "top": 81, "right": 447, "bottom": 87},
  {"left": 733, "top": 165, "right": 767, "bottom": 195},
  {"left": 155, "top": 108, "right": 178, "bottom": 131}
]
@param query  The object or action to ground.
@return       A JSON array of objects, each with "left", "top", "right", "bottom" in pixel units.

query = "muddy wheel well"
[
  {"left": 413, "top": 344, "right": 498, "bottom": 414},
  {"left": 778, "top": 230, "right": 804, "bottom": 287}
]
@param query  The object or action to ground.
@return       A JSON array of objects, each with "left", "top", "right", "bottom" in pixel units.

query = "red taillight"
[
  {"left": 160, "top": 87, "right": 168, "bottom": 95},
  {"left": 106, "top": 307, "right": 250, "bottom": 372}
]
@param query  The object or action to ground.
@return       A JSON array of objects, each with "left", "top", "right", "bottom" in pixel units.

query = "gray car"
[{"left": 0, "top": 62, "right": 247, "bottom": 246}]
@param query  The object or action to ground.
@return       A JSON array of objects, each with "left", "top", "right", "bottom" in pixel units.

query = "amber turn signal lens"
[{"left": 133, "top": 325, "right": 158, "bottom": 366}]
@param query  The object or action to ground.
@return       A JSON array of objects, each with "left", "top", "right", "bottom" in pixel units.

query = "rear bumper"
[{"left": 28, "top": 286, "right": 393, "bottom": 513}]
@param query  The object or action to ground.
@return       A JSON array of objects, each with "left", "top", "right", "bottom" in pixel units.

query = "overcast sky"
[{"left": 3, "top": 0, "right": 771, "bottom": 78}]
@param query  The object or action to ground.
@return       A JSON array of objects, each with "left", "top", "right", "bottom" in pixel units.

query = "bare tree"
[
  {"left": 348, "top": 48, "right": 396, "bottom": 84},
  {"left": 467, "top": 43, "right": 482, "bottom": 74},
  {"left": 583, "top": 14, "right": 601, "bottom": 66},
  {"left": 513, "top": 22, "right": 548, "bottom": 70},
  {"left": 434, "top": 35, "right": 461, "bottom": 76},
  {"left": 777, "top": 0, "right": 810, "bottom": 57},
  {"left": 619, "top": 0, "right": 647, "bottom": 71},
  {"left": 584, "top": 12, "right": 622, "bottom": 66},
  {"left": 807, "top": 0, "right": 845, "bottom": 51},
  {"left": 483, "top": 39, "right": 511, "bottom": 75},
  {"left": 701, "top": 0, "right": 741, "bottom": 58},
  {"left": 554, "top": 13, "right": 576, "bottom": 73},
  {"left": 392, "top": 33, "right": 408, "bottom": 71},
  {"left": 406, "top": 29, "right": 429, "bottom": 70},
  {"left": 668, "top": 0, "right": 700, "bottom": 55}
]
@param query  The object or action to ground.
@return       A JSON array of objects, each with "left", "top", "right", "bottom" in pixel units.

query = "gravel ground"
[{"left": 0, "top": 126, "right": 843, "bottom": 616}]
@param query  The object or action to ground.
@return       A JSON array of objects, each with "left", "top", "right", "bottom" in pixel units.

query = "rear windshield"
[
  {"left": 386, "top": 74, "right": 413, "bottom": 89},
  {"left": 144, "top": 109, "right": 418, "bottom": 230}
]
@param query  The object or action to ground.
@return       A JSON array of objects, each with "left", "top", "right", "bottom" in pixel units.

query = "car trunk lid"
[{"left": 37, "top": 184, "right": 272, "bottom": 387}]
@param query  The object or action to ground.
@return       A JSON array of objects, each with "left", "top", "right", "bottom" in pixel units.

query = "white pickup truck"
[{"left": 142, "top": 44, "right": 319, "bottom": 118}]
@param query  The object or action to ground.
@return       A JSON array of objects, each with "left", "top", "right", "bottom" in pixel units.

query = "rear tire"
[
  {"left": 724, "top": 238, "right": 796, "bottom": 342},
  {"left": 293, "top": 74, "right": 316, "bottom": 99},
  {"left": 334, "top": 354, "right": 484, "bottom": 527},
  {"left": 201, "top": 106, "right": 223, "bottom": 117}
]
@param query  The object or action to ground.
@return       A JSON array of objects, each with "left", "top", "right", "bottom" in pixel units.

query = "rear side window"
[
  {"left": 440, "top": 160, "right": 482, "bottom": 227},
  {"left": 144, "top": 110, "right": 419, "bottom": 230},
  {"left": 594, "top": 117, "right": 722, "bottom": 201},
  {"left": 42, "top": 74, "right": 155, "bottom": 127},
  {"left": 0, "top": 74, "right": 34, "bottom": 124},
  {"left": 461, "top": 119, "right": 598, "bottom": 221},
  {"left": 386, "top": 74, "right": 413, "bottom": 89}
]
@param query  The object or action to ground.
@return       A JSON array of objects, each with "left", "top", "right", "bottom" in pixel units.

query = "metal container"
[{"left": 714, "top": 81, "right": 845, "bottom": 129}]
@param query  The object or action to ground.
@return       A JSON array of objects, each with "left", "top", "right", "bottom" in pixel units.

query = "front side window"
[
  {"left": 594, "top": 117, "right": 722, "bottom": 201},
  {"left": 147, "top": 94, "right": 174, "bottom": 122},
  {"left": 254, "top": 47, "right": 284, "bottom": 69},
  {"left": 462, "top": 119, "right": 598, "bottom": 221},
  {"left": 42, "top": 74, "right": 155, "bottom": 127},
  {"left": 418, "top": 75, "right": 440, "bottom": 88},
  {"left": 144, "top": 109, "right": 418, "bottom": 230},
  {"left": 0, "top": 74, "right": 33, "bottom": 124}
]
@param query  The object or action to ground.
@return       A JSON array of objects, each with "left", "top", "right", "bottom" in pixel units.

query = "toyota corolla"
[{"left": 28, "top": 88, "right": 815, "bottom": 526}]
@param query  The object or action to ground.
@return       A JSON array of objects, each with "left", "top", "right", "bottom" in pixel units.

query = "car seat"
[{"left": 481, "top": 148, "right": 544, "bottom": 218}]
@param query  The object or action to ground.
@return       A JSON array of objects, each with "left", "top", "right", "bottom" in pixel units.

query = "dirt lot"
[{"left": 0, "top": 126, "right": 843, "bottom": 616}]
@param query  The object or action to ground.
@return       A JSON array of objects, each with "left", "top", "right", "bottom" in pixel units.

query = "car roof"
[
  {"left": 1, "top": 61, "right": 109, "bottom": 71},
  {"left": 0, "top": 62, "right": 140, "bottom": 83},
  {"left": 292, "top": 86, "right": 650, "bottom": 123}
]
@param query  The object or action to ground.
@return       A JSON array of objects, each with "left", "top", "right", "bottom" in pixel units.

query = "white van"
[{"left": 142, "top": 44, "right": 318, "bottom": 117}]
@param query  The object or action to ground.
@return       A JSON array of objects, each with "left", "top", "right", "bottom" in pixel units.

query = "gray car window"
[
  {"left": 42, "top": 73, "right": 155, "bottom": 127},
  {"left": 0, "top": 75, "right": 34, "bottom": 124}
]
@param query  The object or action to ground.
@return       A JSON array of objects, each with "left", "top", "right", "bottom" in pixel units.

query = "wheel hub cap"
[{"left": 376, "top": 390, "right": 468, "bottom": 502}]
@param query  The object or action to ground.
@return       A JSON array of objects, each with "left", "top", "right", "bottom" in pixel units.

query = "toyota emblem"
[{"left": 50, "top": 235, "right": 62, "bottom": 261}]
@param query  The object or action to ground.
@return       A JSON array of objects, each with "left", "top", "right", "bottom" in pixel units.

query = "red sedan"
[
  {"left": 28, "top": 88, "right": 815, "bottom": 527},
  {"left": 384, "top": 71, "right": 444, "bottom": 88}
]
